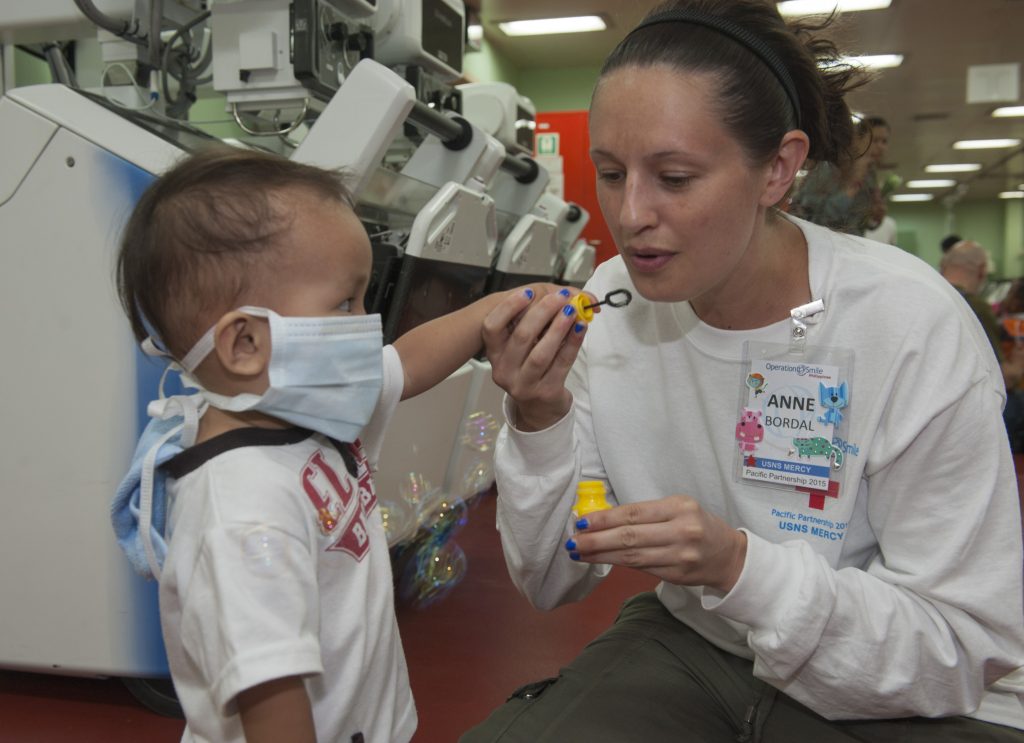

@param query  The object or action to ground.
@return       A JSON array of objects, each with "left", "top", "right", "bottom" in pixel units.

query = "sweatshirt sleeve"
[
  {"left": 493, "top": 343, "right": 613, "bottom": 611},
  {"left": 703, "top": 315, "right": 1024, "bottom": 719}
]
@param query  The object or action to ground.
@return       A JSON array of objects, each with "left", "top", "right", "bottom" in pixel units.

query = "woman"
[
  {"left": 466, "top": 1, "right": 1024, "bottom": 741},
  {"left": 790, "top": 117, "right": 887, "bottom": 236}
]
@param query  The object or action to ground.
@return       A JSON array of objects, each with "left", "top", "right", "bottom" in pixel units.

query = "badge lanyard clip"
[{"left": 789, "top": 299, "right": 825, "bottom": 352}]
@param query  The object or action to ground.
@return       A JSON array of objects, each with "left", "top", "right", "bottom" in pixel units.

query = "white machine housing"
[
  {"left": 0, "top": 83, "right": 197, "bottom": 677},
  {"left": 211, "top": 0, "right": 316, "bottom": 111},
  {"left": 0, "top": 58, "right": 512, "bottom": 682},
  {"left": 372, "top": 0, "right": 463, "bottom": 81},
  {"left": 458, "top": 81, "right": 536, "bottom": 157}
]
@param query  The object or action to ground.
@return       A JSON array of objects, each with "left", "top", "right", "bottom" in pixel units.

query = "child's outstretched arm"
[
  {"left": 394, "top": 285, "right": 569, "bottom": 401},
  {"left": 237, "top": 676, "right": 316, "bottom": 743}
]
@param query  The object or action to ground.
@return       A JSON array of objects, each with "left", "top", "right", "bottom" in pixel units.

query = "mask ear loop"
[{"left": 137, "top": 364, "right": 207, "bottom": 580}]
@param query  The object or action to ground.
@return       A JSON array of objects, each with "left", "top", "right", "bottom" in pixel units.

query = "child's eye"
[{"left": 336, "top": 299, "right": 352, "bottom": 312}]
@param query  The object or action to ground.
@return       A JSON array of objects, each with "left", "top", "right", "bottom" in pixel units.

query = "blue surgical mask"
[{"left": 179, "top": 306, "right": 385, "bottom": 444}]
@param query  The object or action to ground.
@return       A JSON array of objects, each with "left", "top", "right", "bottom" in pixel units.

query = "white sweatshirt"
[{"left": 494, "top": 216, "right": 1024, "bottom": 728}]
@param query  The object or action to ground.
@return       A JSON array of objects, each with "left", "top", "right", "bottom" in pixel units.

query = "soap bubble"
[
  {"left": 460, "top": 411, "right": 499, "bottom": 452},
  {"left": 378, "top": 495, "right": 418, "bottom": 548},
  {"left": 399, "top": 541, "right": 468, "bottom": 609},
  {"left": 417, "top": 489, "right": 468, "bottom": 543},
  {"left": 240, "top": 525, "right": 287, "bottom": 577},
  {"left": 460, "top": 458, "right": 494, "bottom": 499},
  {"left": 399, "top": 472, "right": 433, "bottom": 511}
]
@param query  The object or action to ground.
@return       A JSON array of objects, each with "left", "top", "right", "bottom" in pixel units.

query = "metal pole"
[{"left": 405, "top": 101, "right": 541, "bottom": 184}]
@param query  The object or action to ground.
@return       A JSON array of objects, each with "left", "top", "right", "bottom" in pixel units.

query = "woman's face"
[{"left": 589, "top": 65, "right": 775, "bottom": 307}]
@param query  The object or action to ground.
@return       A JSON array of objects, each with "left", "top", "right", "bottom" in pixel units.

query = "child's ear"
[{"left": 212, "top": 311, "right": 270, "bottom": 378}]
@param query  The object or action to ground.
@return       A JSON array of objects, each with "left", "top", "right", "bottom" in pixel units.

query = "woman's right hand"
[{"left": 482, "top": 286, "right": 591, "bottom": 431}]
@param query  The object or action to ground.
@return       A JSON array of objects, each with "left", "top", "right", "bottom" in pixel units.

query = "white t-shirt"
[
  {"left": 159, "top": 345, "right": 415, "bottom": 743},
  {"left": 494, "top": 216, "right": 1024, "bottom": 727}
]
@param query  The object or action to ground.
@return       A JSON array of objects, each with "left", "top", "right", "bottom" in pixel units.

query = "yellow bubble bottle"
[{"left": 573, "top": 480, "right": 611, "bottom": 522}]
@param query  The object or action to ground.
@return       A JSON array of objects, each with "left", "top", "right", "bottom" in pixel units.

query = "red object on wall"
[{"left": 535, "top": 111, "right": 617, "bottom": 267}]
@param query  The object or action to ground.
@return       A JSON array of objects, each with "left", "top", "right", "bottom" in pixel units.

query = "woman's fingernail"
[
  {"left": 569, "top": 552, "right": 581, "bottom": 561},
  {"left": 565, "top": 539, "right": 576, "bottom": 551},
  {"left": 574, "top": 322, "right": 586, "bottom": 333},
  {"left": 559, "top": 288, "right": 571, "bottom": 297},
  {"left": 524, "top": 288, "right": 534, "bottom": 299},
  {"left": 562, "top": 305, "right": 575, "bottom": 317},
  {"left": 575, "top": 518, "right": 589, "bottom": 530}
]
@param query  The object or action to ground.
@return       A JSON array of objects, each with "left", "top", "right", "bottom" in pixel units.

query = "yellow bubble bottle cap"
[{"left": 569, "top": 294, "right": 595, "bottom": 323}]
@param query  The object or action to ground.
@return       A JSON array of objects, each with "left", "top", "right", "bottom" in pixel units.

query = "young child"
[{"left": 110, "top": 146, "right": 576, "bottom": 743}]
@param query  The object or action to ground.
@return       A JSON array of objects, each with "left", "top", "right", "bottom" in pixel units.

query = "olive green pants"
[{"left": 460, "top": 592, "right": 1024, "bottom": 743}]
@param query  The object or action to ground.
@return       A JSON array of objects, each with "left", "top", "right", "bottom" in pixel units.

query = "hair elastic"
[{"left": 627, "top": 9, "right": 802, "bottom": 128}]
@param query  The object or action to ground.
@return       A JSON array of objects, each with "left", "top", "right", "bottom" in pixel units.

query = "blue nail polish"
[
  {"left": 524, "top": 288, "right": 534, "bottom": 299},
  {"left": 559, "top": 288, "right": 571, "bottom": 297},
  {"left": 569, "top": 552, "right": 581, "bottom": 561},
  {"left": 574, "top": 322, "right": 586, "bottom": 333},
  {"left": 575, "top": 518, "right": 589, "bottom": 530},
  {"left": 565, "top": 539, "right": 576, "bottom": 551},
  {"left": 562, "top": 305, "right": 575, "bottom": 317}
]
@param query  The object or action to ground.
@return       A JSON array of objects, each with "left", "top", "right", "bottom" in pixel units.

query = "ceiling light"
[
  {"left": 925, "top": 163, "right": 982, "bottom": 173},
  {"left": 992, "top": 106, "right": 1024, "bottom": 118},
  {"left": 999, "top": 191, "right": 1024, "bottom": 199},
  {"left": 953, "top": 138, "right": 1022, "bottom": 149},
  {"left": 890, "top": 194, "right": 934, "bottom": 202},
  {"left": 467, "top": 23, "right": 483, "bottom": 43},
  {"left": 498, "top": 16, "right": 606, "bottom": 36},
  {"left": 841, "top": 54, "right": 903, "bottom": 69},
  {"left": 777, "top": 0, "right": 891, "bottom": 15},
  {"left": 906, "top": 179, "right": 956, "bottom": 188}
]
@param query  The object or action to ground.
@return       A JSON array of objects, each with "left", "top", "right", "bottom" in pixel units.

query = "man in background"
[{"left": 940, "top": 240, "right": 1024, "bottom": 450}]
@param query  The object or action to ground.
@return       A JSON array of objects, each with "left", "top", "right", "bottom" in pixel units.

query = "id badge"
[{"left": 735, "top": 340, "right": 854, "bottom": 499}]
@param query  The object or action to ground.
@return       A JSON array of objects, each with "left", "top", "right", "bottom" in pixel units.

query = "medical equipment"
[{"left": 0, "top": 2, "right": 561, "bottom": 713}]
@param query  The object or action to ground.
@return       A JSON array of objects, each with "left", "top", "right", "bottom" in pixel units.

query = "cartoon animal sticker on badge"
[
  {"left": 792, "top": 436, "right": 844, "bottom": 469},
  {"left": 746, "top": 373, "right": 767, "bottom": 397},
  {"left": 817, "top": 382, "right": 848, "bottom": 426},
  {"left": 735, "top": 408, "right": 764, "bottom": 457}
]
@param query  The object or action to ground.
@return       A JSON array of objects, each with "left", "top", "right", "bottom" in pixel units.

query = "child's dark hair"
[
  {"left": 597, "top": 0, "right": 870, "bottom": 170},
  {"left": 116, "top": 146, "right": 354, "bottom": 358}
]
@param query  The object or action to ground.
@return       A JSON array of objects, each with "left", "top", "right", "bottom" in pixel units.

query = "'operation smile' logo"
[{"left": 764, "top": 362, "right": 825, "bottom": 376}]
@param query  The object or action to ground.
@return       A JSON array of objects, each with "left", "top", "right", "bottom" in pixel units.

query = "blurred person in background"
[{"left": 790, "top": 116, "right": 890, "bottom": 236}]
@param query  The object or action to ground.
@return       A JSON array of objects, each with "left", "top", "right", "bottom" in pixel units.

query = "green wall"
[
  {"left": 462, "top": 39, "right": 519, "bottom": 87},
  {"left": 13, "top": 47, "right": 51, "bottom": 87},
  {"left": 517, "top": 66, "right": 600, "bottom": 113},
  {"left": 890, "top": 200, "right": 1023, "bottom": 278}
]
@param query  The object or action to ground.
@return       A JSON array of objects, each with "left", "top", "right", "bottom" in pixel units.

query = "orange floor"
[{"left": 0, "top": 491, "right": 657, "bottom": 743}]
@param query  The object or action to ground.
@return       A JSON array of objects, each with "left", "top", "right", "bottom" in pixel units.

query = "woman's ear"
[
  {"left": 212, "top": 311, "right": 270, "bottom": 379},
  {"left": 761, "top": 130, "right": 811, "bottom": 207}
]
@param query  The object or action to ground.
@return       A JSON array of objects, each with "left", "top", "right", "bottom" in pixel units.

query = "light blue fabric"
[{"left": 111, "top": 414, "right": 185, "bottom": 580}]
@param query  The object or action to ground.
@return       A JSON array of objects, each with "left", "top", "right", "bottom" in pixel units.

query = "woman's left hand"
[{"left": 567, "top": 496, "right": 748, "bottom": 593}]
